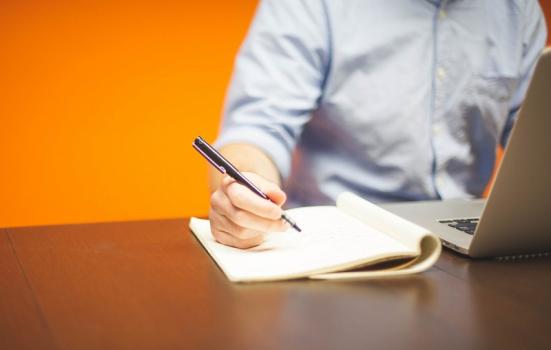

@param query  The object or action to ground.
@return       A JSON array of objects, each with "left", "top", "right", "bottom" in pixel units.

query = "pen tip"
[{"left": 281, "top": 213, "right": 301, "bottom": 232}]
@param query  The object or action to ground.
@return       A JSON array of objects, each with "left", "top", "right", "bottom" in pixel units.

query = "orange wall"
[
  {"left": 1, "top": 0, "right": 258, "bottom": 228},
  {"left": 1, "top": 1, "right": 550, "bottom": 228},
  {"left": 544, "top": 1, "right": 551, "bottom": 41}
]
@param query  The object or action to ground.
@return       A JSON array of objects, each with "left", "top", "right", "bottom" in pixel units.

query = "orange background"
[{"left": 1, "top": 1, "right": 550, "bottom": 228}]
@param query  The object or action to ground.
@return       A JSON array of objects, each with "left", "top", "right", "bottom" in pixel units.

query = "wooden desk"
[{"left": 1, "top": 219, "right": 551, "bottom": 350}]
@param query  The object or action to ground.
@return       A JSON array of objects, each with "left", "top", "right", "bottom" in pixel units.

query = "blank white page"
[{"left": 189, "top": 206, "right": 415, "bottom": 282}]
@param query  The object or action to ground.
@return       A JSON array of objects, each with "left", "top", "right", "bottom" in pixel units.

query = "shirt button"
[
  {"left": 436, "top": 67, "right": 446, "bottom": 81},
  {"left": 439, "top": 9, "right": 447, "bottom": 19},
  {"left": 432, "top": 124, "right": 442, "bottom": 135}
]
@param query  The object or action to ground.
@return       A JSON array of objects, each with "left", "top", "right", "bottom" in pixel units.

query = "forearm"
[{"left": 208, "top": 143, "right": 282, "bottom": 193}]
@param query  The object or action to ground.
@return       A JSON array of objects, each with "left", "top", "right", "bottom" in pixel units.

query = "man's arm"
[
  {"left": 208, "top": 0, "right": 331, "bottom": 249},
  {"left": 215, "top": 0, "right": 331, "bottom": 180}
]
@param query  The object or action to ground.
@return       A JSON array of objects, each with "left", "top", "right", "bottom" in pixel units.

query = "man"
[{"left": 207, "top": 1, "right": 547, "bottom": 249}]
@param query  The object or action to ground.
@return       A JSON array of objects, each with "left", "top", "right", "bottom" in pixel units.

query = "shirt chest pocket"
[
  {"left": 474, "top": 74, "right": 518, "bottom": 103},
  {"left": 468, "top": 44, "right": 522, "bottom": 141},
  {"left": 475, "top": 39, "right": 521, "bottom": 101}
]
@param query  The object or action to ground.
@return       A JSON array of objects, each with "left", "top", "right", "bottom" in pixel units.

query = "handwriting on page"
[{"left": 249, "top": 207, "right": 378, "bottom": 252}]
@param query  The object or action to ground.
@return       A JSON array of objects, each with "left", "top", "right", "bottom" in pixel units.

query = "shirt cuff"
[{"left": 214, "top": 126, "right": 293, "bottom": 180}]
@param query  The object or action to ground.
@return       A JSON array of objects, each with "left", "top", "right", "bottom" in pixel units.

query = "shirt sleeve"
[
  {"left": 215, "top": 0, "right": 331, "bottom": 180},
  {"left": 501, "top": 1, "right": 547, "bottom": 147}
]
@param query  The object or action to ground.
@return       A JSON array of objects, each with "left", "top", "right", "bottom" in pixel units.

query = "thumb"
[{"left": 242, "top": 172, "right": 287, "bottom": 207}]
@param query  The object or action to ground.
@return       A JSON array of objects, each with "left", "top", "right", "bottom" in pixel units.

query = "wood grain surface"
[
  {"left": 2, "top": 220, "right": 551, "bottom": 350},
  {"left": 0, "top": 229, "right": 55, "bottom": 350}
]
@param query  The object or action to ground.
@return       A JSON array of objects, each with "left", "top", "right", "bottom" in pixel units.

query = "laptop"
[{"left": 381, "top": 48, "right": 551, "bottom": 258}]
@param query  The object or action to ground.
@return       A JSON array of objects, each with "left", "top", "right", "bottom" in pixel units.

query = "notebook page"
[
  {"left": 308, "top": 192, "right": 442, "bottom": 280},
  {"left": 189, "top": 206, "right": 415, "bottom": 282},
  {"left": 337, "top": 192, "right": 431, "bottom": 251}
]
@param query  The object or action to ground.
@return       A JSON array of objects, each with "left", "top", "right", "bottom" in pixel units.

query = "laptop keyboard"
[{"left": 438, "top": 218, "right": 479, "bottom": 235}]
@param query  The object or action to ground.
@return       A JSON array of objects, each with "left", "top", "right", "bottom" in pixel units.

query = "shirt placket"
[{"left": 432, "top": 2, "right": 450, "bottom": 197}]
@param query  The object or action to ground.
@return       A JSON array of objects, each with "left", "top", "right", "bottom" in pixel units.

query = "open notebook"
[{"left": 189, "top": 192, "right": 441, "bottom": 282}]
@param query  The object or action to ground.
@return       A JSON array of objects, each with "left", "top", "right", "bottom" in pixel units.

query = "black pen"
[{"left": 192, "top": 136, "right": 301, "bottom": 232}]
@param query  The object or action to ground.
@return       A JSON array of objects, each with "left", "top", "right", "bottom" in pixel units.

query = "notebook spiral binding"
[{"left": 495, "top": 251, "right": 551, "bottom": 262}]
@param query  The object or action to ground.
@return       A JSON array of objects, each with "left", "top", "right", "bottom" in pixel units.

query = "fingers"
[
  {"left": 209, "top": 173, "right": 289, "bottom": 249},
  {"left": 221, "top": 173, "right": 286, "bottom": 220},
  {"left": 209, "top": 210, "right": 265, "bottom": 249},
  {"left": 212, "top": 196, "right": 287, "bottom": 232},
  {"left": 213, "top": 229, "right": 265, "bottom": 250},
  {"left": 212, "top": 189, "right": 288, "bottom": 232}
]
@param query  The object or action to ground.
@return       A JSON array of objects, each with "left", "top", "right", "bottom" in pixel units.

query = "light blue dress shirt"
[{"left": 216, "top": 0, "right": 547, "bottom": 207}]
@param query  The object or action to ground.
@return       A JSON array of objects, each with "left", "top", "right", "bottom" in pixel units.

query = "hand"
[{"left": 209, "top": 172, "right": 288, "bottom": 249}]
